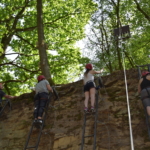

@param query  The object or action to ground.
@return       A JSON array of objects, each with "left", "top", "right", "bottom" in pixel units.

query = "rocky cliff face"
[{"left": 0, "top": 69, "right": 150, "bottom": 150}]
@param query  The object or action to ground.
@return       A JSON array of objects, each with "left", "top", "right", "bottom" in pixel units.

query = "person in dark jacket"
[
  {"left": 0, "top": 83, "right": 16, "bottom": 110},
  {"left": 138, "top": 71, "right": 150, "bottom": 116},
  {"left": 34, "top": 75, "right": 53, "bottom": 124},
  {"left": 0, "top": 83, "right": 16, "bottom": 102}
]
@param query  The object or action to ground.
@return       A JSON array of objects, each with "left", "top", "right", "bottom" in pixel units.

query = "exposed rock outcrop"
[{"left": 0, "top": 69, "right": 150, "bottom": 150}]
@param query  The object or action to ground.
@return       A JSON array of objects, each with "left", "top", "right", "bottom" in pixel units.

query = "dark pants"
[
  {"left": 84, "top": 82, "right": 95, "bottom": 92},
  {"left": 141, "top": 88, "right": 150, "bottom": 108},
  {"left": 34, "top": 92, "right": 49, "bottom": 118}
]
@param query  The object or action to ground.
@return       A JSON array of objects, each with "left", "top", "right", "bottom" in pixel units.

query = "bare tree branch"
[
  {"left": 5, "top": 53, "right": 38, "bottom": 57},
  {"left": 0, "top": 62, "right": 39, "bottom": 73},
  {"left": 15, "top": 34, "right": 37, "bottom": 49}
]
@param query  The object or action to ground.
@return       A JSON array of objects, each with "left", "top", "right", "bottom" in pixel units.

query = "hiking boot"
[{"left": 84, "top": 107, "right": 89, "bottom": 113}]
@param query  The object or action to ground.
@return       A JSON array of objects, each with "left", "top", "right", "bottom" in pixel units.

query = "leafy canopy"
[{"left": 0, "top": 0, "right": 97, "bottom": 95}]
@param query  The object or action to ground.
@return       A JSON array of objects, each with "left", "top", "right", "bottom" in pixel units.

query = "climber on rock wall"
[
  {"left": 83, "top": 63, "right": 102, "bottom": 113},
  {"left": 138, "top": 71, "right": 150, "bottom": 116},
  {"left": 33, "top": 75, "right": 53, "bottom": 124},
  {"left": 0, "top": 83, "right": 16, "bottom": 110}
]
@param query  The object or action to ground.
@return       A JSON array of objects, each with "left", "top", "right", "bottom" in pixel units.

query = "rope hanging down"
[
  {"left": 122, "top": 52, "right": 134, "bottom": 150},
  {"left": 114, "top": 20, "right": 134, "bottom": 150}
]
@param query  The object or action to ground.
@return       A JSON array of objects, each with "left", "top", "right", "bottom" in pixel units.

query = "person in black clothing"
[
  {"left": 0, "top": 83, "right": 16, "bottom": 110},
  {"left": 138, "top": 71, "right": 150, "bottom": 116}
]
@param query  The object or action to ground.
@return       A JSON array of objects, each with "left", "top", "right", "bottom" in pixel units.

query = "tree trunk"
[
  {"left": 112, "top": 0, "right": 123, "bottom": 70},
  {"left": 36, "top": 0, "right": 51, "bottom": 80}
]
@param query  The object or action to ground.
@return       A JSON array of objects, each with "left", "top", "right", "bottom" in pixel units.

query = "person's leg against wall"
[
  {"left": 38, "top": 93, "right": 48, "bottom": 120},
  {"left": 143, "top": 98, "right": 150, "bottom": 116},
  {"left": 34, "top": 97, "right": 40, "bottom": 120},
  {"left": 84, "top": 91, "right": 89, "bottom": 108},
  {"left": 90, "top": 88, "right": 96, "bottom": 108},
  {"left": 142, "top": 98, "right": 150, "bottom": 123},
  {"left": 147, "top": 106, "right": 150, "bottom": 116},
  {"left": 147, "top": 88, "right": 150, "bottom": 116}
]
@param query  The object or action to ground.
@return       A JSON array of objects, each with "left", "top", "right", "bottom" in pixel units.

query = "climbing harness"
[
  {"left": 0, "top": 99, "right": 12, "bottom": 117},
  {"left": 24, "top": 87, "right": 59, "bottom": 150}
]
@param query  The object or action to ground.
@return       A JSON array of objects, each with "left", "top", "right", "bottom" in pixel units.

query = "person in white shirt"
[{"left": 83, "top": 64, "right": 102, "bottom": 113}]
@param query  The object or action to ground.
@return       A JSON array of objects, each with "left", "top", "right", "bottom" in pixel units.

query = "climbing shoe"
[
  {"left": 33, "top": 119, "right": 37, "bottom": 123},
  {"left": 84, "top": 107, "right": 89, "bottom": 113},
  {"left": 34, "top": 119, "right": 43, "bottom": 129},
  {"left": 90, "top": 107, "right": 95, "bottom": 113},
  {"left": 37, "top": 119, "right": 43, "bottom": 124}
]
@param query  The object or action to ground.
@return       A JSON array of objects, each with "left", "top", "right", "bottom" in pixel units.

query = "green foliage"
[
  {"left": 0, "top": 0, "right": 97, "bottom": 95},
  {"left": 82, "top": 0, "right": 150, "bottom": 74}
]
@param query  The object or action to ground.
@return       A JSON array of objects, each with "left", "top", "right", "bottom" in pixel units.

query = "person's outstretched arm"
[
  {"left": 47, "top": 84, "right": 53, "bottom": 93},
  {"left": 91, "top": 69, "right": 103, "bottom": 74},
  {"left": 4, "top": 95, "right": 16, "bottom": 99}
]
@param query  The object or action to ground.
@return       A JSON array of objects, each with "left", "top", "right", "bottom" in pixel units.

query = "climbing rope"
[
  {"left": 122, "top": 53, "right": 134, "bottom": 150},
  {"left": 119, "top": 21, "right": 134, "bottom": 150}
]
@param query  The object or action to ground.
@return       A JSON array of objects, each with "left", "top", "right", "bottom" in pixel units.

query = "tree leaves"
[
  {"left": 0, "top": 0, "right": 97, "bottom": 95},
  {"left": 82, "top": 0, "right": 150, "bottom": 73}
]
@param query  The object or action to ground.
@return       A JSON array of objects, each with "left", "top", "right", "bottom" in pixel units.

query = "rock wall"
[{"left": 0, "top": 69, "right": 150, "bottom": 150}]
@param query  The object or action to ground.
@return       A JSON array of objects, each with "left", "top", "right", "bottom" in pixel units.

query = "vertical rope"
[
  {"left": 123, "top": 1, "right": 135, "bottom": 148},
  {"left": 120, "top": 41, "right": 134, "bottom": 150}
]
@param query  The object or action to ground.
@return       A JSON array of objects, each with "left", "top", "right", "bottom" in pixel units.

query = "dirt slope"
[{"left": 0, "top": 69, "right": 150, "bottom": 150}]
